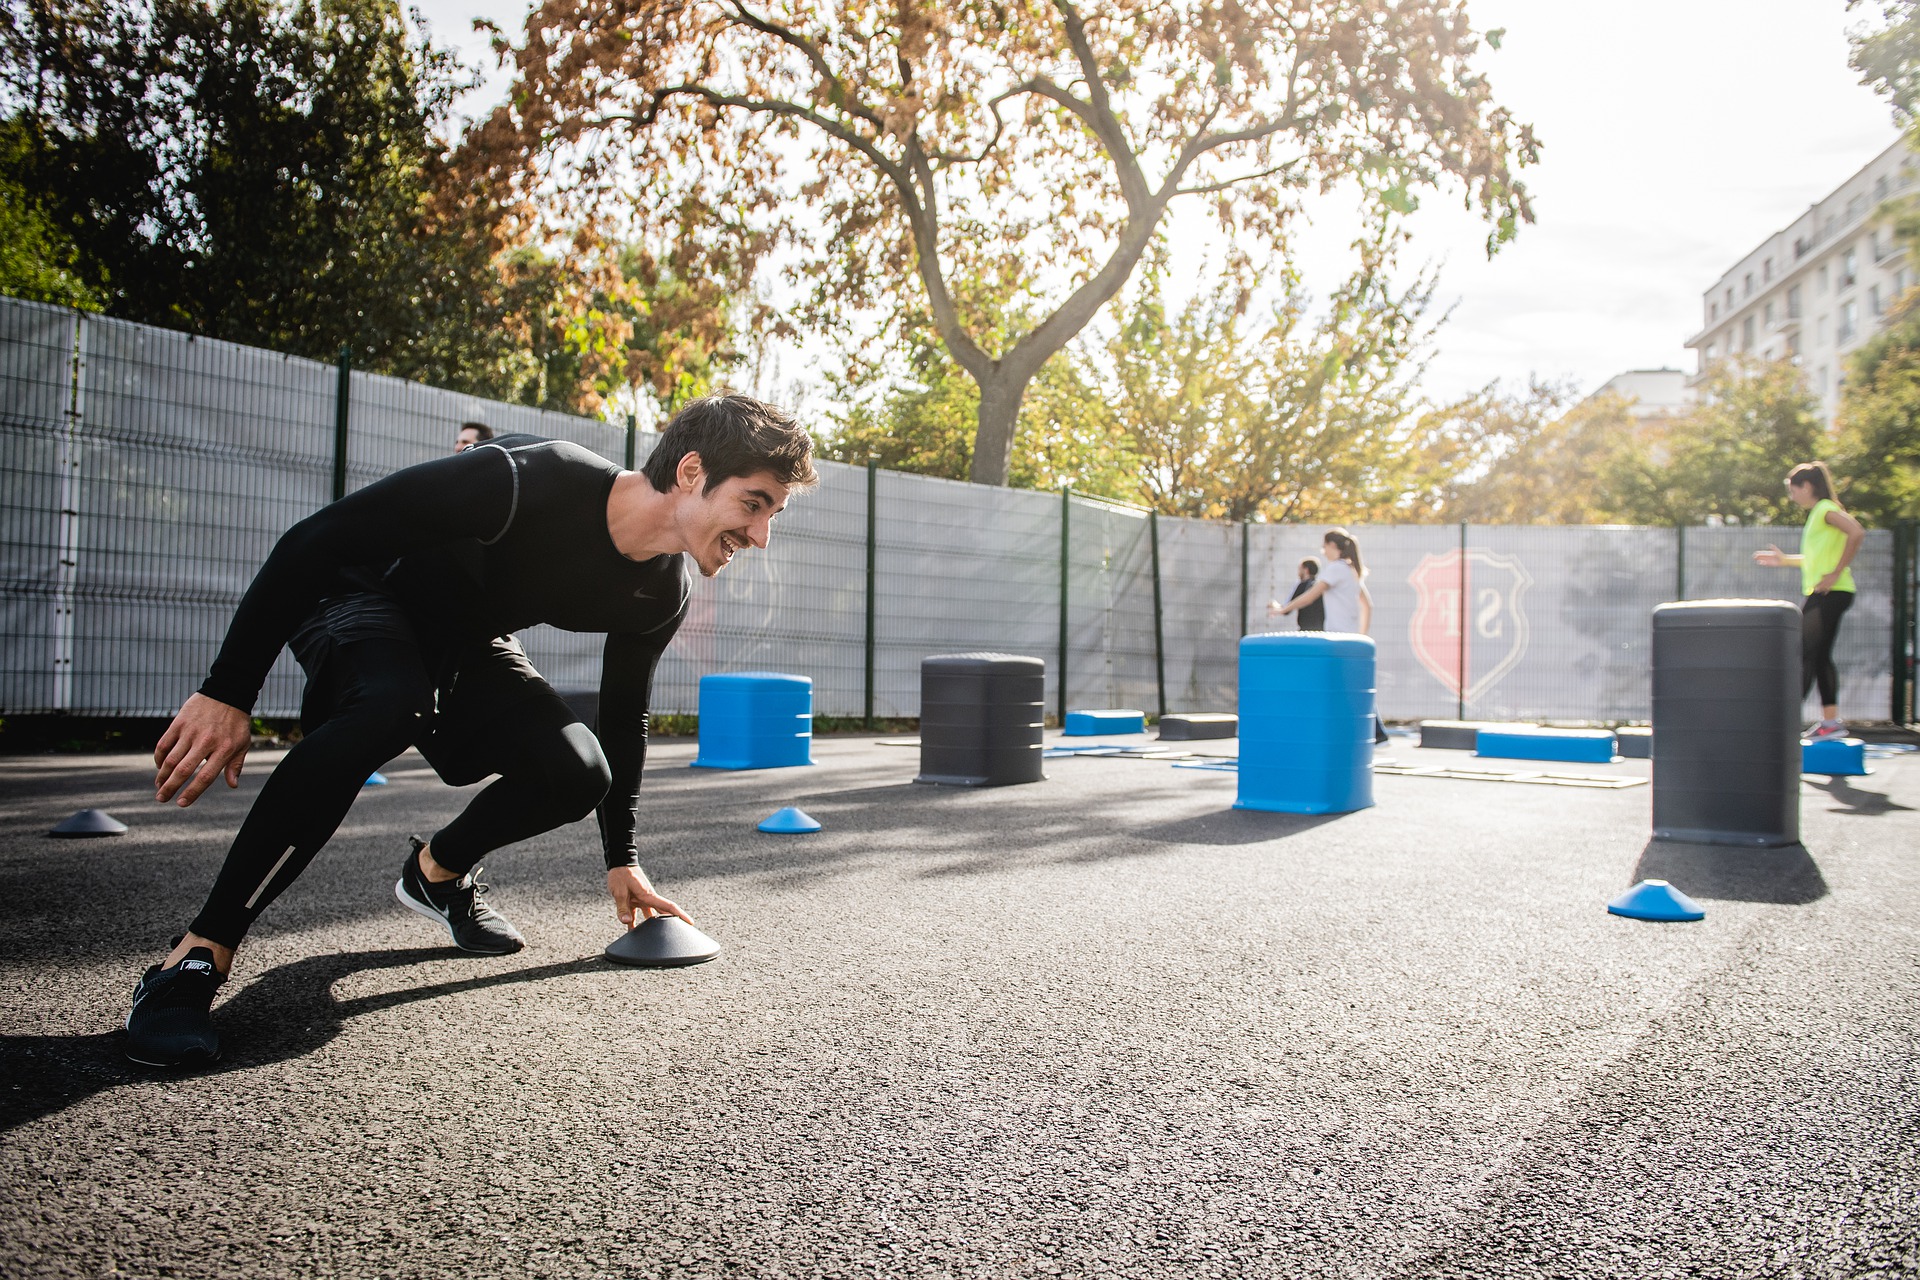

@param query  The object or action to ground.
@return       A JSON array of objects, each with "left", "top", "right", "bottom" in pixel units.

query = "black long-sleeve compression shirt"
[{"left": 198, "top": 435, "right": 689, "bottom": 868}]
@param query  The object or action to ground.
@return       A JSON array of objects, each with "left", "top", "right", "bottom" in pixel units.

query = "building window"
[
  {"left": 1706, "top": 342, "right": 1717, "bottom": 362},
  {"left": 1764, "top": 301, "right": 1775, "bottom": 326},
  {"left": 1710, "top": 301, "right": 1719, "bottom": 321},
  {"left": 1787, "top": 284, "right": 1802, "bottom": 317},
  {"left": 1817, "top": 266, "right": 1829, "bottom": 293},
  {"left": 1839, "top": 300, "right": 1859, "bottom": 345},
  {"left": 1764, "top": 257, "right": 1773, "bottom": 282},
  {"left": 1744, "top": 272, "right": 1754, "bottom": 297},
  {"left": 1871, "top": 285, "right": 1883, "bottom": 316},
  {"left": 1818, "top": 365, "right": 1830, "bottom": 395},
  {"left": 1817, "top": 315, "right": 1829, "bottom": 344},
  {"left": 1877, "top": 175, "right": 1890, "bottom": 200},
  {"left": 1899, "top": 268, "right": 1910, "bottom": 294},
  {"left": 1788, "top": 333, "right": 1802, "bottom": 360},
  {"left": 1841, "top": 248, "right": 1859, "bottom": 288},
  {"left": 1742, "top": 315, "right": 1756, "bottom": 348}
]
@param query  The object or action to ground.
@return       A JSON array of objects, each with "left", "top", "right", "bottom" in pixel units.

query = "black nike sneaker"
[
  {"left": 395, "top": 837, "right": 525, "bottom": 955},
  {"left": 125, "top": 944, "right": 225, "bottom": 1068}
]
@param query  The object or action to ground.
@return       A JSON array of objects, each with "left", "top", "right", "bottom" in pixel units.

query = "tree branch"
[
  {"left": 1051, "top": 0, "right": 1150, "bottom": 210},
  {"left": 720, "top": 1, "right": 885, "bottom": 132}
]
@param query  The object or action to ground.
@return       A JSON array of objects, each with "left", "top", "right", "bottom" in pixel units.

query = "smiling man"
[{"left": 127, "top": 395, "right": 816, "bottom": 1067}]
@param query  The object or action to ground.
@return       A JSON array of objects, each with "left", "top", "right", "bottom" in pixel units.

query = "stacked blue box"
[
  {"left": 1235, "top": 633, "right": 1375, "bottom": 815},
  {"left": 1801, "top": 737, "right": 1868, "bottom": 776},
  {"left": 1475, "top": 726, "right": 1616, "bottom": 763},
  {"left": 1064, "top": 708, "right": 1146, "bottom": 736},
  {"left": 691, "top": 672, "right": 813, "bottom": 770}
]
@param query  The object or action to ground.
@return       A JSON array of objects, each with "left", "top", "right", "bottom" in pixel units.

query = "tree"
[
  {"left": 0, "top": 120, "right": 99, "bottom": 308},
  {"left": 477, "top": 0, "right": 1537, "bottom": 485},
  {"left": 1603, "top": 362, "right": 1821, "bottom": 526},
  {"left": 1432, "top": 381, "right": 1642, "bottom": 524},
  {"left": 1098, "top": 221, "right": 1437, "bottom": 522},
  {"left": 1836, "top": 290, "right": 1920, "bottom": 523},
  {"left": 819, "top": 328, "right": 1141, "bottom": 498},
  {"left": 0, "top": 0, "right": 741, "bottom": 412}
]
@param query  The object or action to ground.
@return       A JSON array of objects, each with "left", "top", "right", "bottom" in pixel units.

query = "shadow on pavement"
[
  {"left": 1133, "top": 808, "right": 1345, "bottom": 847},
  {"left": 1805, "top": 775, "right": 1915, "bottom": 815},
  {"left": 1632, "top": 839, "right": 1829, "bottom": 905},
  {"left": 0, "top": 947, "right": 600, "bottom": 1133}
]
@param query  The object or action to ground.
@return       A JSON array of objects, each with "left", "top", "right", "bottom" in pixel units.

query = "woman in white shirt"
[
  {"left": 1270, "top": 528, "right": 1387, "bottom": 743},
  {"left": 1271, "top": 529, "right": 1371, "bottom": 635}
]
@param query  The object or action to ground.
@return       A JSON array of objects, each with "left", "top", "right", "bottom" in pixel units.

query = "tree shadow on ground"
[
  {"left": 1632, "top": 839, "right": 1829, "bottom": 905},
  {"left": 1804, "top": 775, "right": 1915, "bottom": 816},
  {"left": 0, "top": 947, "right": 601, "bottom": 1133}
]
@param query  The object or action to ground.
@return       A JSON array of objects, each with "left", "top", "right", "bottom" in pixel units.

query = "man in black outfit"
[{"left": 127, "top": 395, "right": 817, "bottom": 1067}]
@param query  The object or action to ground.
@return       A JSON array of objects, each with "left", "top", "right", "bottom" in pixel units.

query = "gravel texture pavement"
[{"left": 2, "top": 734, "right": 1916, "bottom": 1279}]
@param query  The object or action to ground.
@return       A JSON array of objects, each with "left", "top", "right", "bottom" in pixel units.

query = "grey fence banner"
[{"left": 0, "top": 297, "right": 1899, "bottom": 724}]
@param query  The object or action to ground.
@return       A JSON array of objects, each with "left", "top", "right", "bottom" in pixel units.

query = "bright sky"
[{"left": 412, "top": 0, "right": 1902, "bottom": 404}]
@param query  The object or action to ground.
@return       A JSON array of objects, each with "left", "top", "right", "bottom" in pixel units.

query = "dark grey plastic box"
[{"left": 916, "top": 653, "right": 1047, "bottom": 787}]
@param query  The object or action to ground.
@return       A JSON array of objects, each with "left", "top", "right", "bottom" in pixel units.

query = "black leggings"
[
  {"left": 188, "top": 636, "right": 611, "bottom": 949},
  {"left": 1801, "top": 590, "right": 1854, "bottom": 708}
]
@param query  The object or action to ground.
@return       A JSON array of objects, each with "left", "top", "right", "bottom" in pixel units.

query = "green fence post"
[
  {"left": 1457, "top": 520, "right": 1468, "bottom": 721},
  {"left": 1896, "top": 521, "right": 1916, "bottom": 725},
  {"left": 331, "top": 346, "right": 351, "bottom": 502},
  {"left": 625, "top": 411, "right": 637, "bottom": 472},
  {"left": 1675, "top": 524, "right": 1687, "bottom": 601},
  {"left": 865, "top": 460, "right": 877, "bottom": 731},
  {"left": 1239, "top": 520, "right": 1250, "bottom": 637},
  {"left": 1149, "top": 510, "right": 1166, "bottom": 719},
  {"left": 1058, "top": 485, "right": 1071, "bottom": 727}
]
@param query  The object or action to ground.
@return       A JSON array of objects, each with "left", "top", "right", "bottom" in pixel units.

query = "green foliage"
[
  {"left": 1835, "top": 291, "right": 1920, "bottom": 522},
  {"left": 1094, "top": 225, "right": 1438, "bottom": 523},
  {"left": 1439, "top": 365, "right": 1821, "bottom": 526},
  {"left": 818, "top": 334, "right": 1142, "bottom": 500},
  {"left": 0, "top": 0, "right": 737, "bottom": 414},
  {"left": 0, "top": 122, "right": 100, "bottom": 308}
]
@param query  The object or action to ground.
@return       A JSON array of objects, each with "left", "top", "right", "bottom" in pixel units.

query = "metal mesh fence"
[{"left": 0, "top": 298, "right": 1906, "bottom": 724}]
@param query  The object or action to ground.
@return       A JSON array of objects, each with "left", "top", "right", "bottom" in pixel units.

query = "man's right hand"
[{"left": 154, "top": 693, "right": 251, "bottom": 807}]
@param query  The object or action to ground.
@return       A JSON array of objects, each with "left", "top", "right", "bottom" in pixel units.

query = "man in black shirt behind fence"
[{"left": 127, "top": 395, "right": 817, "bottom": 1067}]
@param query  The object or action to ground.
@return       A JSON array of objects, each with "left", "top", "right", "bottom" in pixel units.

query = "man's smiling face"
[{"left": 676, "top": 461, "right": 790, "bottom": 578}]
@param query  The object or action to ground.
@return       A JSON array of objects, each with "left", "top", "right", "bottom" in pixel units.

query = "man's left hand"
[
  {"left": 607, "top": 865, "right": 692, "bottom": 928},
  {"left": 1813, "top": 571, "right": 1840, "bottom": 594}
]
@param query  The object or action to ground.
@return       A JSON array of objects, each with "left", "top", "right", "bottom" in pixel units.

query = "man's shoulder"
[{"left": 482, "top": 434, "right": 618, "bottom": 474}]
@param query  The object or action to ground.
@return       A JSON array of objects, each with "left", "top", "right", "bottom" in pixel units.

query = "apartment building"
[{"left": 1685, "top": 135, "right": 1915, "bottom": 426}]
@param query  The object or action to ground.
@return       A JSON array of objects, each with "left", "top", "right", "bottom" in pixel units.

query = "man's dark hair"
[
  {"left": 641, "top": 394, "right": 818, "bottom": 495},
  {"left": 460, "top": 421, "right": 495, "bottom": 441},
  {"left": 1300, "top": 557, "right": 1320, "bottom": 575}
]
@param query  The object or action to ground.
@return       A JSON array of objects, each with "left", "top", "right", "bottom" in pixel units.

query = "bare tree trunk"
[{"left": 968, "top": 367, "right": 1035, "bottom": 487}]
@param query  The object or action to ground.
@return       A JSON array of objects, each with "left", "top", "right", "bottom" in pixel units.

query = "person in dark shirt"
[
  {"left": 454, "top": 421, "right": 495, "bottom": 452},
  {"left": 128, "top": 395, "right": 817, "bottom": 1067},
  {"left": 1283, "top": 558, "right": 1325, "bottom": 631}
]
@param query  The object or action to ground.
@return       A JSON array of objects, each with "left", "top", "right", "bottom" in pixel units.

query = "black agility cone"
[
  {"left": 50, "top": 808, "right": 128, "bottom": 838},
  {"left": 604, "top": 915, "right": 721, "bottom": 968}
]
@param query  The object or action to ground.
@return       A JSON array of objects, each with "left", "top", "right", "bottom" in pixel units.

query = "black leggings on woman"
[
  {"left": 187, "top": 634, "right": 611, "bottom": 949},
  {"left": 1801, "top": 590, "right": 1855, "bottom": 707}
]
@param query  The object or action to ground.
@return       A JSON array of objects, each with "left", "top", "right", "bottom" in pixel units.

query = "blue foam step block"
[
  {"left": 1064, "top": 709, "right": 1146, "bottom": 736},
  {"left": 1607, "top": 879, "right": 1706, "bottom": 922},
  {"left": 1801, "top": 737, "right": 1868, "bottom": 776},
  {"left": 1476, "top": 727, "right": 1616, "bottom": 764},
  {"left": 758, "top": 806, "right": 822, "bottom": 834},
  {"left": 363, "top": 772, "right": 388, "bottom": 787}
]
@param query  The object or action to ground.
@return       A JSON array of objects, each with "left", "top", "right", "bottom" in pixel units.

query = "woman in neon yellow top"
[{"left": 1753, "top": 461, "right": 1866, "bottom": 739}]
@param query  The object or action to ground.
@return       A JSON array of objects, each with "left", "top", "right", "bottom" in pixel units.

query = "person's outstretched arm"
[{"left": 596, "top": 630, "right": 693, "bottom": 928}]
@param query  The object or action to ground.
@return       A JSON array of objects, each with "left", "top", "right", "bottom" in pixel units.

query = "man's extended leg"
[
  {"left": 396, "top": 641, "right": 611, "bottom": 949},
  {"left": 127, "top": 637, "right": 432, "bottom": 1066}
]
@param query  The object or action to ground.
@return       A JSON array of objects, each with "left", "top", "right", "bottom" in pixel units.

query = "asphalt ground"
[{"left": 1, "top": 732, "right": 1916, "bottom": 1279}]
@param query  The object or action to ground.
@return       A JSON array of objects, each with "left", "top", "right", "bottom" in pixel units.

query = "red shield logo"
[{"left": 1408, "top": 550, "right": 1533, "bottom": 701}]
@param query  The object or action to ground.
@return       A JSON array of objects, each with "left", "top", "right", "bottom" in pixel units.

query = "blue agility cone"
[
  {"left": 1607, "top": 879, "right": 1706, "bottom": 922},
  {"left": 363, "top": 772, "right": 388, "bottom": 787},
  {"left": 757, "top": 806, "right": 821, "bottom": 833}
]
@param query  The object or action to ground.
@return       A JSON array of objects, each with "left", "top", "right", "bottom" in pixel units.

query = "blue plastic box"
[
  {"left": 1064, "top": 708, "right": 1146, "bottom": 736},
  {"left": 1235, "top": 633, "right": 1375, "bottom": 815},
  {"left": 692, "top": 672, "right": 813, "bottom": 770},
  {"left": 1475, "top": 727, "right": 1616, "bottom": 764},
  {"left": 1801, "top": 737, "right": 1868, "bottom": 776}
]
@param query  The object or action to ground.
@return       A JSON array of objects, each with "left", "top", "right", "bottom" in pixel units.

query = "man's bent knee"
[{"left": 549, "top": 722, "right": 613, "bottom": 819}]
